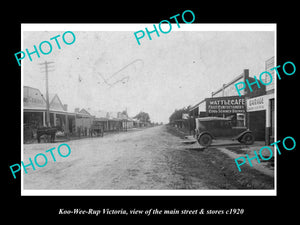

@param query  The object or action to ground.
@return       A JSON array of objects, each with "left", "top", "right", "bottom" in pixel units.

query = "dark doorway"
[{"left": 248, "top": 110, "right": 266, "bottom": 141}]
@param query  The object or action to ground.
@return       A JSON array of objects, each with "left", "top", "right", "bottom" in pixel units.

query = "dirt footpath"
[{"left": 166, "top": 126, "right": 274, "bottom": 189}]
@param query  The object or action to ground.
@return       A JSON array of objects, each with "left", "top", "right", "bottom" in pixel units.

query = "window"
[{"left": 236, "top": 113, "right": 245, "bottom": 127}]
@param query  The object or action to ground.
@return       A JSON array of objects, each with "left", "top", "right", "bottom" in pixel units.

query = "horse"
[{"left": 36, "top": 127, "right": 58, "bottom": 143}]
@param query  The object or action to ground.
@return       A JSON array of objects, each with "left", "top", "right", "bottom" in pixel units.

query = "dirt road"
[{"left": 23, "top": 125, "right": 273, "bottom": 190}]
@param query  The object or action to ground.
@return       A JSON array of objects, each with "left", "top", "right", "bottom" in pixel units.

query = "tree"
[
  {"left": 169, "top": 105, "right": 191, "bottom": 124},
  {"left": 134, "top": 111, "right": 150, "bottom": 123}
]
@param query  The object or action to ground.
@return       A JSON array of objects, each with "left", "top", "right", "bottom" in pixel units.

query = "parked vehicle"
[
  {"left": 194, "top": 117, "right": 254, "bottom": 147},
  {"left": 90, "top": 122, "right": 104, "bottom": 137}
]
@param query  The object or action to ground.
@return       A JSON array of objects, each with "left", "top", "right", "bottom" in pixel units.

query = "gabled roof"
[
  {"left": 79, "top": 108, "right": 91, "bottom": 116},
  {"left": 84, "top": 109, "right": 108, "bottom": 120},
  {"left": 49, "top": 94, "right": 66, "bottom": 112}
]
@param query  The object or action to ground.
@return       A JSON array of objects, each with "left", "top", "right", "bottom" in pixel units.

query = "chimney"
[
  {"left": 75, "top": 108, "right": 80, "bottom": 113},
  {"left": 63, "top": 104, "right": 68, "bottom": 111},
  {"left": 243, "top": 69, "right": 249, "bottom": 95},
  {"left": 243, "top": 69, "right": 249, "bottom": 80}
]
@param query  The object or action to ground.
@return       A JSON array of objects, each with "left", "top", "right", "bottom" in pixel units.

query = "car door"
[
  {"left": 210, "top": 120, "right": 232, "bottom": 138},
  {"left": 219, "top": 120, "right": 233, "bottom": 138}
]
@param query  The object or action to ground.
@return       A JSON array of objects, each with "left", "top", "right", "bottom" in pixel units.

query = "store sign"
[
  {"left": 23, "top": 87, "right": 46, "bottom": 108},
  {"left": 182, "top": 113, "right": 189, "bottom": 119},
  {"left": 246, "top": 95, "right": 267, "bottom": 112},
  {"left": 23, "top": 96, "right": 45, "bottom": 106},
  {"left": 206, "top": 96, "right": 246, "bottom": 114}
]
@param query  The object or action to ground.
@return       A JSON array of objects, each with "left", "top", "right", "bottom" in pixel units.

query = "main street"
[{"left": 23, "top": 125, "right": 273, "bottom": 190}]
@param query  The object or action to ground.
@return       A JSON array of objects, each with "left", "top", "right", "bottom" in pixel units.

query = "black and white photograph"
[
  {"left": 20, "top": 24, "right": 276, "bottom": 195},
  {"left": 5, "top": 3, "right": 299, "bottom": 220}
]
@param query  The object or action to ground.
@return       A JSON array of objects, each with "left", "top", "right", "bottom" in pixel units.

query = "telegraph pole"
[{"left": 39, "top": 61, "right": 54, "bottom": 127}]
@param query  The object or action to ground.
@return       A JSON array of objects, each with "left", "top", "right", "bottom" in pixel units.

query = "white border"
[
  {"left": 22, "top": 189, "right": 275, "bottom": 196},
  {"left": 274, "top": 27, "right": 277, "bottom": 196},
  {"left": 21, "top": 23, "right": 276, "bottom": 32},
  {"left": 21, "top": 23, "right": 277, "bottom": 196}
]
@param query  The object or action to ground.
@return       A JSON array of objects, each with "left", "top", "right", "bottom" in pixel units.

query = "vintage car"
[{"left": 194, "top": 117, "right": 254, "bottom": 147}]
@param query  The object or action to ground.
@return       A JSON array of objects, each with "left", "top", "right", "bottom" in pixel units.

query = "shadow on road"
[{"left": 185, "top": 147, "right": 206, "bottom": 151}]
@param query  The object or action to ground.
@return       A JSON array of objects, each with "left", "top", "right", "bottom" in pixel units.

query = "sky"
[{"left": 23, "top": 25, "right": 275, "bottom": 123}]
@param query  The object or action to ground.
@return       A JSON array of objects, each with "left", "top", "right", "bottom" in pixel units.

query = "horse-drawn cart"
[
  {"left": 36, "top": 127, "right": 58, "bottom": 143},
  {"left": 90, "top": 123, "right": 104, "bottom": 137}
]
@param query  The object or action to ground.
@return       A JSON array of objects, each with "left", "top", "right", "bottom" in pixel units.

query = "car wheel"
[
  {"left": 242, "top": 133, "right": 255, "bottom": 145},
  {"left": 198, "top": 134, "right": 212, "bottom": 147}
]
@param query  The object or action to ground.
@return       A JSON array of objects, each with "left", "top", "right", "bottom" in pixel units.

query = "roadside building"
[
  {"left": 86, "top": 109, "right": 134, "bottom": 132},
  {"left": 117, "top": 112, "right": 134, "bottom": 131},
  {"left": 23, "top": 86, "right": 138, "bottom": 143},
  {"left": 264, "top": 56, "right": 275, "bottom": 145},
  {"left": 74, "top": 108, "right": 93, "bottom": 136},
  {"left": 48, "top": 93, "right": 71, "bottom": 132},
  {"left": 133, "top": 119, "right": 141, "bottom": 127},
  {"left": 23, "top": 86, "right": 72, "bottom": 130},
  {"left": 85, "top": 109, "right": 109, "bottom": 133},
  {"left": 246, "top": 56, "right": 275, "bottom": 144},
  {"left": 133, "top": 118, "right": 148, "bottom": 128},
  {"left": 106, "top": 111, "right": 122, "bottom": 131},
  {"left": 210, "top": 69, "right": 265, "bottom": 132},
  {"left": 23, "top": 86, "right": 76, "bottom": 142},
  {"left": 23, "top": 86, "right": 47, "bottom": 128},
  {"left": 189, "top": 68, "right": 267, "bottom": 141},
  {"left": 23, "top": 86, "right": 47, "bottom": 142}
]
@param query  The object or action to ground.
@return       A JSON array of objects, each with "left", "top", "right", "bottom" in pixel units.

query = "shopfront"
[
  {"left": 23, "top": 86, "right": 47, "bottom": 127},
  {"left": 246, "top": 95, "right": 267, "bottom": 141},
  {"left": 246, "top": 93, "right": 274, "bottom": 144},
  {"left": 263, "top": 56, "right": 275, "bottom": 145},
  {"left": 208, "top": 68, "right": 267, "bottom": 141},
  {"left": 267, "top": 98, "right": 275, "bottom": 144},
  {"left": 205, "top": 95, "right": 246, "bottom": 127},
  {"left": 189, "top": 58, "right": 275, "bottom": 144},
  {"left": 23, "top": 86, "right": 76, "bottom": 142},
  {"left": 49, "top": 94, "right": 65, "bottom": 127}
]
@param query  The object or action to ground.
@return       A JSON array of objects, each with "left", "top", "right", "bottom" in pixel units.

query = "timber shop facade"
[
  {"left": 23, "top": 86, "right": 76, "bottom": 142},
  {"left": 189, "top": 57, "right": 275, "bottom": 145}
]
